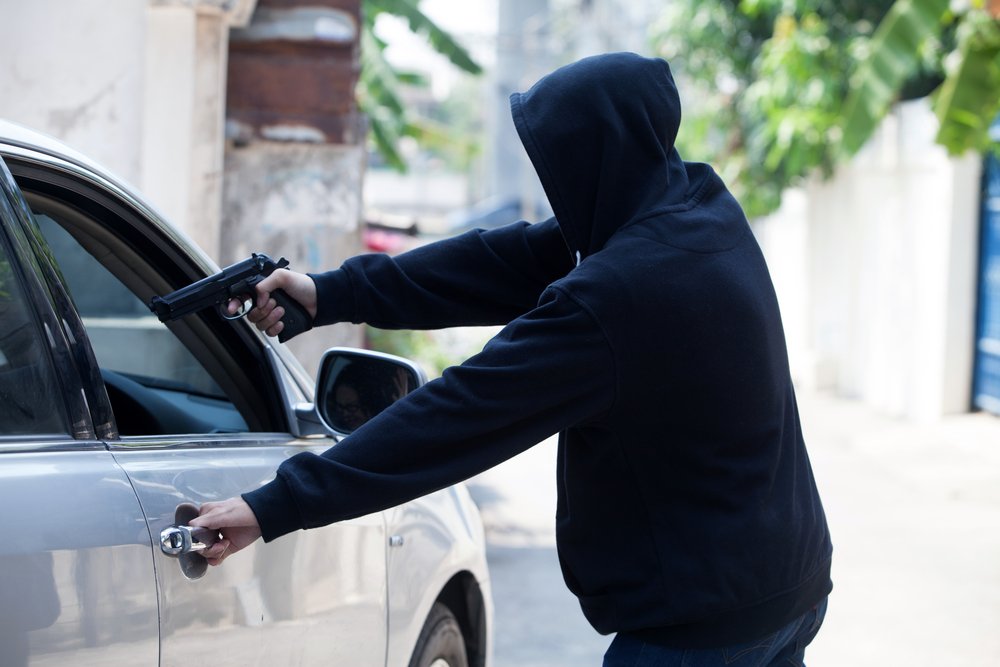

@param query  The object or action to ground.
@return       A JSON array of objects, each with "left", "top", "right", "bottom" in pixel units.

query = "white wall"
[
  {"left": 757, "top": 99, "right": 982, "bottom": 420},
  {"left": 0, "top": 0, "right": 255, "bottom": 261},
  {"left": 0, "top": 0, "right": 148, "bottom": 181},
  {"left": 143, "top": 5, "right": 235, "bottom": 259}
]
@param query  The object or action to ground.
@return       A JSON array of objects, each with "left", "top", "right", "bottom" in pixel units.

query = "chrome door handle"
[
  {"left": 160, "top": 525, "right": 218, "bottom": 556},
  {"left": 161, "top": 503, "right": 218, "bottom": 580}
]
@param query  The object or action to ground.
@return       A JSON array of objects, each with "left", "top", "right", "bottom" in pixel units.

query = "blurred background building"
[
  {"left": 0, "top": 0, "right": 997, "bottom": 417},
  {"left": 0, "top": 0, "right": 365, "bottom": 375}
]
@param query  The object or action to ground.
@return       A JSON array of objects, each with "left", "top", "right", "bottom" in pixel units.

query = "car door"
[
  {"left": 0, "top": 157, "right": 159, "bottom": 666},
  {"left": 4, "top": 148, "right": 389, "bottom": 666}
]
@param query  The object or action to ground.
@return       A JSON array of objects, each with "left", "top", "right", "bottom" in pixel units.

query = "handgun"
[{"left": 149, "top": 253, "right": 312, "bottom": 343}]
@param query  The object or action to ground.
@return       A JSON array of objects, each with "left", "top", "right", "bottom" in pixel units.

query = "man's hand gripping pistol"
[{"left": 149, "top": 253, "right": 312, "bottom": 343}]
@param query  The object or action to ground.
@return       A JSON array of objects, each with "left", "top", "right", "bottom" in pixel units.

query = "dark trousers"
[{"left": 603, "top": 598, "right": 828, "bottom": 667}]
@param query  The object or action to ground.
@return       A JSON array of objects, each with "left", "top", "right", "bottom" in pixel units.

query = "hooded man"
[{"left": 193, "top": 52, "right": 832, "bottom": 665}]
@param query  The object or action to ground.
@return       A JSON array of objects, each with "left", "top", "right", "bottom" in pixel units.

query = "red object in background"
[{"left": 364, "top": 227, "right": 418, "bottom": 254}]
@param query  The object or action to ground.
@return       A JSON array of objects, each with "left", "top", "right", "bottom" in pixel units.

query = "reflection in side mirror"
[{"left": 315, "top": 349, "right": 426, "bottom": 434}]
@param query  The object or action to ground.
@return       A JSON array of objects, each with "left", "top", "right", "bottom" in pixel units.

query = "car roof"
[
  {"left": 0, "top": 119, "right": 112, "bottom": 177},
  {"left": 0, "top": 118, "right": 221, "bottom": 272}
]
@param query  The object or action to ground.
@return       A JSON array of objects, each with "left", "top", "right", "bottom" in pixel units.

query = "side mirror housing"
[{"left": 315, "top": 348, "right": 427, "bottom": 434}]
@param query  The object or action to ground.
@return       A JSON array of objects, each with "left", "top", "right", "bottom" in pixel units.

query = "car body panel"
[
  {"left": 111, "top": 437, "right": 388, "bottom": 666},
  {"left": 0, "top": 118, "right": 493, "bottom": 666},
  {"left": 0, "top": 445, "right": 159, "bottom": 667},
  {"left": 386, "top": 486, "right": 493, "bottom": 667}
]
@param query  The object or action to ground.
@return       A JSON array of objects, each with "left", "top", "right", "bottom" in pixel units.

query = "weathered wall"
[
  {"left": 143, "top": 3, "right": 238, "bottom": 259},
  {"left": 0, "top": 0, "right": 148, "bottom": 181},
  {"left": 222, "top": 141, "right": 365, "bottom": 375},
  {"left": 0, "top": 0, "right": 256, "bottom": 260},
  {"left": 223, "top": 0, "right": 365, "bottom": 376}
]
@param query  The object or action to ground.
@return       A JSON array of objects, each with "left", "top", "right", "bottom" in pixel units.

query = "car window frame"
[
  {"left": 3, "top": 152, "right": 295, "bottom": 440},
  {"left": 0, "top": 155, "right": 94, "bottom": 445}
]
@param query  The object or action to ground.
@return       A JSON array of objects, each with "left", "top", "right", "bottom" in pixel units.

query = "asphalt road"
[
  {"left": 486, "top": 545, "right": 610, "bottom": 667},
  {"left": 467, "top": 436, "right": 611, "bottom": 666}
]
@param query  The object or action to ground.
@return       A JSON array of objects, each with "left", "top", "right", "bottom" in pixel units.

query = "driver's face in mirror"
[
  {"left": 321, "top": 357, "right": 416, "bottom": 433},
  {"left": 333, "top": 382, "right": 370, "bottom": 431}
]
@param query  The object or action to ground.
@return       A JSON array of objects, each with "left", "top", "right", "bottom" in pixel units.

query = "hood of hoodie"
[{"left": 510, "top": 52, "right": 695, "bottom": 260}]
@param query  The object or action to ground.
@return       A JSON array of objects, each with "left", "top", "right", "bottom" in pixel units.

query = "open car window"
[
  {"left": 32, "top": 211, "right": 250, "bottom": 436},
  {"left": 35, "top": 213, "right": 226, "bottom": 398},
  {"left": 5, "top": 150, "right": 294, "bottom": 436},
  {"left": 15, "top": 184, "right": 264, "bottom": 436}
]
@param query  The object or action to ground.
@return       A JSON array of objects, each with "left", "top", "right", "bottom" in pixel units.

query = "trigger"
[{"left": 220, "top": 297, "right": 252, "bottom": 320}]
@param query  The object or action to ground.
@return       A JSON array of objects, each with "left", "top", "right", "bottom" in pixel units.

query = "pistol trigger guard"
[{"left": 219, "top": 298, "right": 251, "bottom": 321}]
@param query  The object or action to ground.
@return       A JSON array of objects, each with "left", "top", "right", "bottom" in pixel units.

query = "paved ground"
[
  {"left": 467, "top": 436, "right": 611, "bottom": 666},
  {"left": 467, "top": 390, "right": 1000, "bottom": 666}
]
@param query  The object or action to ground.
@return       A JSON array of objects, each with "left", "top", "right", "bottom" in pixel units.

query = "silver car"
[{"left": 0, "top": 120, "right": 492, "bottom": 667}]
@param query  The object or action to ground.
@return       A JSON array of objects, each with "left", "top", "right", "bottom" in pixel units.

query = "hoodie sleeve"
[
  {"left": 309, "top": 217, "right": 573, "bottom": 329},
  {"left": 243, "top": 285, "right": 614, "bottom": 541}
]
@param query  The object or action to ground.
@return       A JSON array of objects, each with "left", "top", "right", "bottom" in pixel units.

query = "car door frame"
[
  {"left": 0, "top": 152, "right": 161, "bottom": 666},
  {"left": 7, "top": 153, "right": 291, "bottom": 431},
  {"left": 3, "top": 147, "right": 392, "bottom": 666}
]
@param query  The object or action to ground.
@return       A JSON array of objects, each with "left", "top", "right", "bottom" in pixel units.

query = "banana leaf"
[
  {"left": 365, "top": 0, "right": 482, "bottom": 74},
  {"left": 933, "top": 13, "right": 1000, "bottom": 154},
  {"left": 840, "top": 0, "right": 950, "bottom": 156},
  {"left": 358, "top": 0, "right": 483, "bottom": 170},
  {"left": 358, "top": 23, "right": 407, "bottom": 170}
]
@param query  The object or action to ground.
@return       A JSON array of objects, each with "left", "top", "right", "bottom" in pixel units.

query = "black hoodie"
[{"left": 244, "top": 52, "right": 832, "bottom": 648}]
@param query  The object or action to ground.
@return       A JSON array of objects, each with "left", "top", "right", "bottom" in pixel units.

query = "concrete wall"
[
  {"left": 222, "top": 141, "right": 365, "bottom": 376},
  {"left": 0, "top": 0, "right": 365, "bottom": 378},
  {"left": 0, "top": 0, "right": 148, "bottom": 181},
  {"left": 223, "top": 0, "right": 365, "bottom": 376},
  {"left": 143, "top": 3, "right": 236, "bottom": 259},
  {"left": 756, "top": 99, "right": 982, "bottom": 420},
  {"left": 0, "top": 0, "right": 256, "bottom": 259}
]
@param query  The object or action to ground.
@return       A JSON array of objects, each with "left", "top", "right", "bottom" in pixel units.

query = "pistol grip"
[{"left": 272, "top": 288, "right": 313, "bottom": 343}]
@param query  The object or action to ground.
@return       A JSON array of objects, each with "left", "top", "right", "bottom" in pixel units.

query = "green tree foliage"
[
  {"left": 843, "top": 0, "right": 1000, "bottom": 156},
  {"left": 364, "top": 327, "right": 455, "bottom": 377},
  {"left": 932, "top": 11, "right": 1000, "bottom": 154},
  {"left": 358, "top": 0, "right": 482, "bottom": 171},
  {"left": 840, "top": 0, "right": 951, "bottom": 155},
  {"left": 365, "top": 326, "right": 492, "bottom": 378},
  {"left": 652, "top": 1, "right": 894, "bottom": 216},
  {"left": 650, "top": 0, "right": 955, "bottom": 217}
]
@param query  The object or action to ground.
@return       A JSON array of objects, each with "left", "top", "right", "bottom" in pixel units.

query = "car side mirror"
[{"left": 315, "top": 348, "right": 427, "bottom": 434}]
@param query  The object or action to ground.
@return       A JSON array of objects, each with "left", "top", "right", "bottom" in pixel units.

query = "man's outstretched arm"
[
  {"left": 245, "top": 218, "right": 572, "bottom": 338},
  {"left": 312, "top": 217, "right": 573, "bottom": 330},
  {"left": 194, "top": 285, "right": 613, "bottom": 561}
]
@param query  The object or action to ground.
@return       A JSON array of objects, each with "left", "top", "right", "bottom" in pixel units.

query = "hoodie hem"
[{"left": 615, "top": 557, "right": 833, "bottom": 649}]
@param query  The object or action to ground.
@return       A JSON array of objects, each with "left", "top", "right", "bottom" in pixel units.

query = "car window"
[
  {"left": 0, "top": 216, "right": 70, "bottom": 436},
  {"left": 31, "top": 211, "right": 249, "bottom": 435}
]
